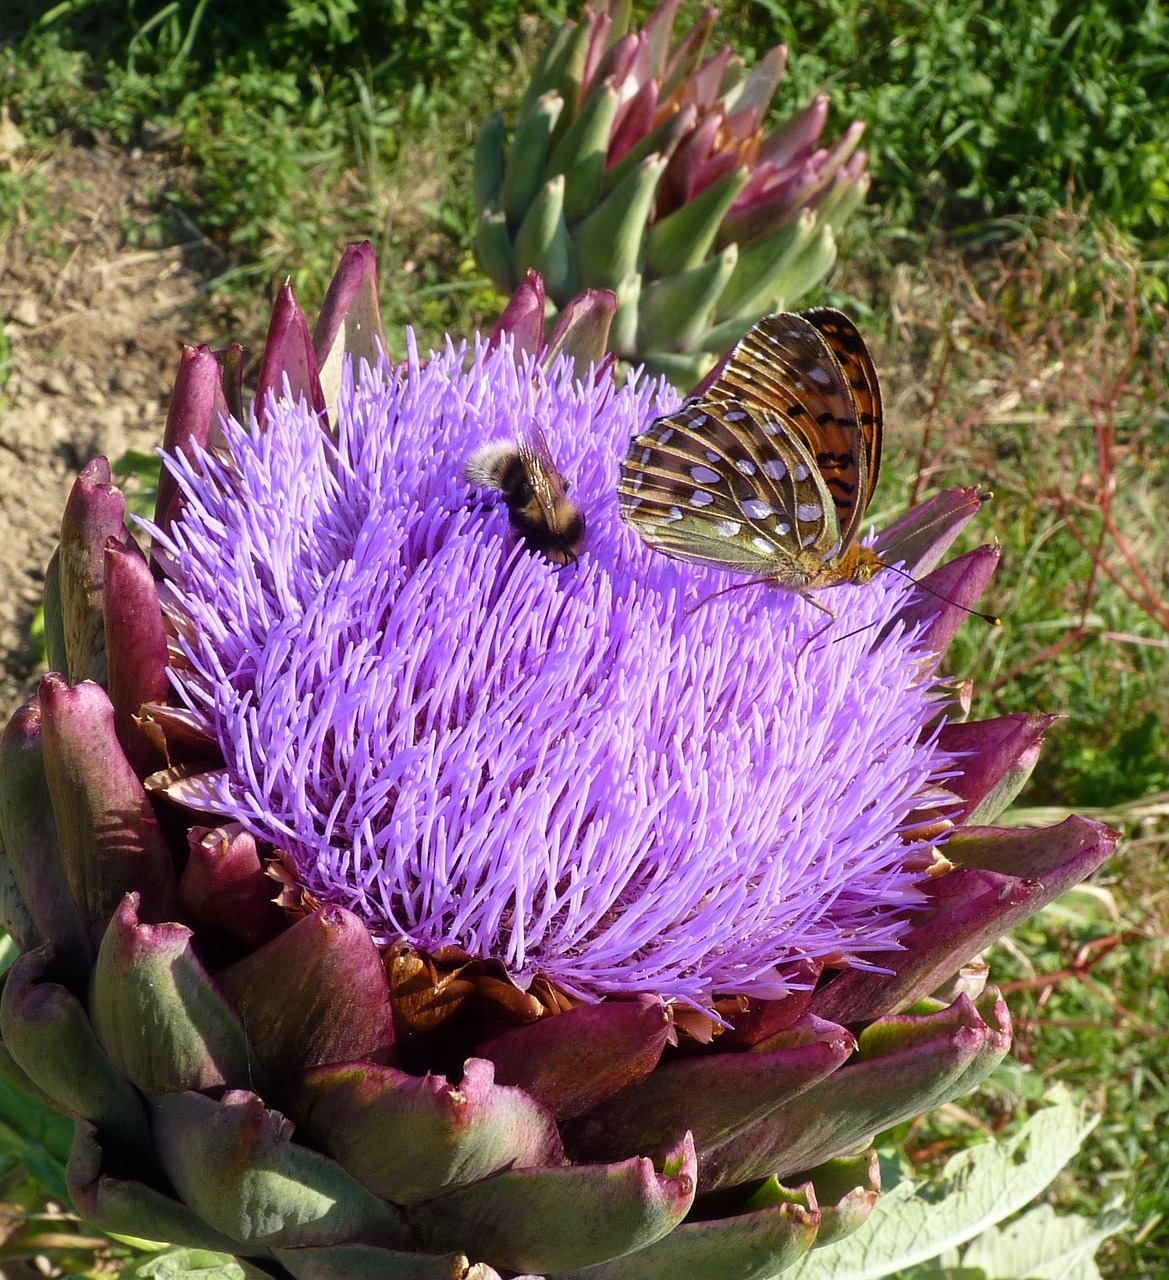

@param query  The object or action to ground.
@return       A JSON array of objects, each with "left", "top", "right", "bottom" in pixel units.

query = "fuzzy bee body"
[{"left": 464, "top": 428, "right": 585, "bottom": 566}]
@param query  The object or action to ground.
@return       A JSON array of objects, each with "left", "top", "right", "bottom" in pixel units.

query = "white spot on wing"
[
  {"left": 742, "top": 498, "right": 773, "bottom": 520},
  {"left": 793, "top": 462, "right": 811, "bottom": 481},
  {"left": 776, "top": 520, "right": 791, "bottom": 535},
  {"left": 809, "top": 366, "right": 834, "bottom": 386},
  {"left": 735, "top": 458, "right": 756, "bottom": 476},
  {"left": 716, "top": 520, "right": 742, "bottom": 537},
  {"left": 821, "top": 538, "right": 842, "bottom": 560},
  {"left": 761, "top": 419, "right": 781, "bottom": 436},
  {"left": 690, "top": 465, "right": 721, "bottom": 485},
  {"left": 763, "top": 459, "right": 787, "bottom": 480},
  {"left": 690, "top": 490, "right": 714, "bottom": 507},
  {"left": 639, "top": 447, "right": 652, "bottom": 464},
  {"left": 658, "top": 428, "right": 675, "bottom": 444},
  {"left": 724, "top": 409, "right": 748, "bottom": 422},
  {"left": 661, "top": 507, "right": 684, "bottom": 524},
  {"left": 704, "top": 450, "right": 720, "bottom": 463},
  {"left": 796, "top": 502, "right": 823, "bottom": 521},
  {"left": 751, "top": 536, "right": 773, "bottom": 553}
]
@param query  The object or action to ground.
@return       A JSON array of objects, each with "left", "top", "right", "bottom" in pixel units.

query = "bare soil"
[{"left": 0, "top": 140, "right": 227, "bottom": 718}]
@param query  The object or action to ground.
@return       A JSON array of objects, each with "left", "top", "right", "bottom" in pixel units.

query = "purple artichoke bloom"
[
  {"left": 0, "top": 246, "right": 1117, "bottom": 1279},
  {"left": 155, "top": 330, "right": 949, "bottom": 1006}
]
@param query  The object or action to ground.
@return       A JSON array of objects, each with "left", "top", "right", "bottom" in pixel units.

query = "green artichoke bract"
[
  {"left": 0, "top": 246, "right": 1117, "bottom": 1280},
  {"left": 474, "top": 0, "right": 870, "bottom": 388}
]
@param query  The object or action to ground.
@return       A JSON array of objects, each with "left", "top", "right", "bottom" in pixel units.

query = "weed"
[
  {"left": 728, "top": 0, "right": 1169, "bottom": 241},
  {"left": 842, "top": 208, "right": 1169, "bottom": 814}
]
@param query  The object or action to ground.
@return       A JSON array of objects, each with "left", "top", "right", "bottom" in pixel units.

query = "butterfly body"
[
  {"left": 465, "top": 426, "right": 585, "bottom": 566},
  {"left": 619, "top": 309, "right": 884, "bottom": 612}
]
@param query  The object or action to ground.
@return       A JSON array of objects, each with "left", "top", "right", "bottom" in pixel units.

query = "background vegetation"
[{"left": 1, "top": 0, "right": 1166, "bottom": 1274}]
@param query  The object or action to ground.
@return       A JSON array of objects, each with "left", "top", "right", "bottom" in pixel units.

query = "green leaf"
[
  {"left": 0, "top": 932, "right": 18, "bottom": 976},
  {"left": 475, "top": 205, "right": 516, "bottom": 294},
  {"left": 957, "top": 1203, "right": 1127, "bottom": 1279},
  {"left": 110, "top": 449, "right": 162, "bottom": 521},
  {"left": 572, "top": 155, "right": 666, "bottom": 293},
  {"left": 472, "top": 109, "right": 504, "bottom": 216},
  {"left": 0, "top": 1075, "right": 73, "bottom": 1203},
  {"left": 514, "top": 175, "right": 573, "bottom": 302},
  {"left": 542, "top": 79, "right": 620, "bottom": 224},
  {"left": 782, "top": 1097, "right": 1096, "bottom": 1279},
  {"left": 501, "top": 91, "right": 563, "bottom": 226},
  {"left": 121, "top": 1247, "right": 265, "bottom": 1280}
]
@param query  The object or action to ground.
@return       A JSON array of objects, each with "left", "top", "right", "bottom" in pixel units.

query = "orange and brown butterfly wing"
[
  {"left": 702, "top": 310, "right": 876, "bottom": 547},
  {"left": 801, "top": 308, "right": 883, "bottom": 511}
]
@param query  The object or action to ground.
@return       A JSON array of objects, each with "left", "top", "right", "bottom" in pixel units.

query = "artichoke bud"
[
  {"left": 639, "top": 242, "right": 739, "bottom": 355},
  {"left": 514, "top": 175, "right": 574, "bottom": 300},
  {"left": 501, "top": 92, "right": 563, "bottom": 226},
  {"left": 474, "top": 0, "right": 875, "bottom": 387}
]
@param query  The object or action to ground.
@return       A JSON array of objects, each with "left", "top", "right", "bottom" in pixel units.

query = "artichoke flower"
[
  {"left": 474, "top": 0, "right": 871, "bottom": 388},
  {"left": 0, "top": 245, "right": 1116, "bottom": 1280}
]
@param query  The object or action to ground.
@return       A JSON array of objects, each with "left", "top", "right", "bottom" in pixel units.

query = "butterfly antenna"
[
  {"left": 825, "top": 545, "right": 1002, "bottom": 649},
  {"left": 794, "top": 618, "right": 837, "bottom": 669},
  {"left": 880, "top": 562, "right": 1001, "bottom": 627}
]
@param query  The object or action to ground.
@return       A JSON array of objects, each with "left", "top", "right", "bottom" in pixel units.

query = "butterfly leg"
[
  {"left": 684, "top": 577, "right": 773, "bottom": 618},
  {"left": 794, "top": 617, "right": 837, "bottom": 670},
  {"left": 802, "top": 594, "right": 838, "bottom": 620}
]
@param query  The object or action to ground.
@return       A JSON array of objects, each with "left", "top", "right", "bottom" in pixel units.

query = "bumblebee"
[{"left": 464, "top": 423, "right": 585, "bottom": 566}]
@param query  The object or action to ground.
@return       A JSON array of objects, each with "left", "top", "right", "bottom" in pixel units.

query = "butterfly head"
[{"left": 836, "top": 542, "right": 885, "bottom": 585}]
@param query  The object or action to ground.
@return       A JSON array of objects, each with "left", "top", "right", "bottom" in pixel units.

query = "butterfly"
[
  {"left": 465, "top": 419, "right": 585, "bottom": 566},
  {"left": 618, "top": 308, "right": 884, "bottom": 614}
]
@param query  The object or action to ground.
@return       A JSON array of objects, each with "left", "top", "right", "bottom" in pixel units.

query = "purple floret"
[{"left": 148, "top": 336, "right": 956, "bottom": 1004}]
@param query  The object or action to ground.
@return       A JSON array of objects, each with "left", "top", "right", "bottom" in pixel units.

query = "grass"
[
  {"left": 820, "top": 208, "right": 1169, "bottom": 1273},
  {"left": 832, "top": 213, "right": 1169, "bottom": 1270},
  {"left": 0, "top": 0, "right": 559, "bottom": 337},
  {"left": 1, "top": 1, "right": 1168, "bottom": 1275},
  {"left": 842, "top": 209, "right": 1169, "bottom": 811}
]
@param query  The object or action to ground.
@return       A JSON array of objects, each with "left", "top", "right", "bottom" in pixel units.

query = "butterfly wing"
[
  {"left": 801, "top": 307, "right": 883, "bottom": 511},
  {"left": 618, "top": 398, "right": 840, "bottom": 575},
  {"left": 702, "top": 310, "right": 873, "bottom": 547}
]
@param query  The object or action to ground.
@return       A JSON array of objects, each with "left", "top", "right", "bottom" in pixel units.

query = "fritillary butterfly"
[{"left": 618, "top": 309, "right": 885, "bottom": 613}]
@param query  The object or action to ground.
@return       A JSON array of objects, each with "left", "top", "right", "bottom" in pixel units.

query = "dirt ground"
[{"left": 0, "top": 139, "right": 227, "bottom": 718}]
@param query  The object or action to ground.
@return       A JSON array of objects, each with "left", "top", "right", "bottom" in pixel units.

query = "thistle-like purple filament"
[{"left": 148, "top": 336, "right": 956, "bottom": 1004}]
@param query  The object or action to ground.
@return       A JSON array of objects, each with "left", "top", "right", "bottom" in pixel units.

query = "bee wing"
[{"left": 517, "top": 417, "right": 570, "bottom": 525}]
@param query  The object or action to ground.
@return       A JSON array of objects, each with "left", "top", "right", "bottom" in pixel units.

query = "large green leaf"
[{"left": 782, "top": 1096, "right": 1096, "bottom": 1280}]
